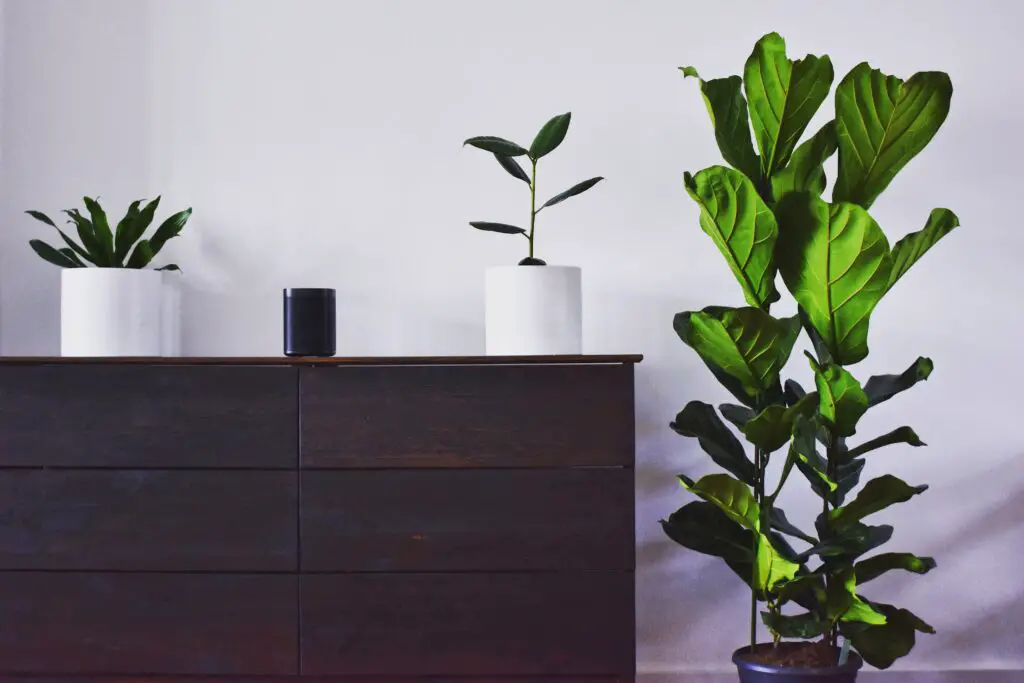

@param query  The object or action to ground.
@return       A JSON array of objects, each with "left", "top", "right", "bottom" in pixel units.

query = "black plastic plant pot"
[
  {"left": 283, "top": 288, "right": 336, "bottom": 357},
  {"left": 733, "top": 646, "right": 863, "bottom": 683}
]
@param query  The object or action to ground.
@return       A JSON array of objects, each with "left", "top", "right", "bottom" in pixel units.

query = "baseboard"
[{"left": 640, "top": 672, "right": 1024, "bottom": 682}]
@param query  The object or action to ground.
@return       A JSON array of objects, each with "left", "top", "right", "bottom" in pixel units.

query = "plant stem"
[
  {"left": 528, "top": 159, "right": 538, "bottom": 259},
  {"left": 750, "top": 445, "right": 765, "bottom": 651}
]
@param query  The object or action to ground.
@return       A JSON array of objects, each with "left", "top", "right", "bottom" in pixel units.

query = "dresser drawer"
[
  {"left": 302, "top": 469, "right": 633, "bottom": 571},
  {"left": 0, "top": 470, "right": 297, "bottom": 571},
  {"left": 0, "top": 365, "right": 296, "bottom": 467},
  {"left": 0, "top": 573, "right": 297, "bottom": 675},
  {"left": 301, "top": 572, "right": 633, "bottom": 676},
  {"left": 300, "top": 364, "right": 634, "bottom": 468}
]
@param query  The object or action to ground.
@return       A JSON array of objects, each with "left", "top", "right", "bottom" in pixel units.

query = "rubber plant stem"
[{"left": 528, "top": 159, "right": 537, "bottom": 259}]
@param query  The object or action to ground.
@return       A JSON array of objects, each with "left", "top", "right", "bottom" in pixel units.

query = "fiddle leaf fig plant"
[
  {"left": 464, "top": 112, "right": 603, "bottom": 265},
  {"left": 26, "top": 196, "right": 191, "bottom": 271},
  {"left": 661, "top": 32, "right": 959, "bottom": 671}
]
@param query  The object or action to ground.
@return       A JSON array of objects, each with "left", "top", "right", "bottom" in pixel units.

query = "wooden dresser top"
[{"left": 0, "top": 354, "right": 643, "bottom": 366}]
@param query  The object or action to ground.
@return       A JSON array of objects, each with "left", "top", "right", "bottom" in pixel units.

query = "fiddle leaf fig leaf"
[
  {"left": 681, "top": 67, "right": 761, "bottom": 180},
  {"left": 808, "top": 353, "right": 869, "bottom": 437},
  {"left": 671, "top": 401, "right": 756, "bottom": 484},
  {"left": 887, "top": 208, "right": 960, "bottom": 291},
  {"left": 834, "top": 457, "right": 866, "bottom": 506},
  {"left": 777, "top": 195, "right": 893, "bottom": 365},
  {"left": 771, "top": 120, "right": 838, "bottom": 202},
  {"left": 762, "top": 610, "right": 827, "bottom": 639},
  {"left": 840, "top": 603, "right": 935, "bottom": 670},
  {"left": 674, "top": 307, "right": 799, "bottom": 399},
  {"left": 784, "top": 379, "right": 807, "bottom": 406},
  {"left": 802, "top": 521, "right": 893, "bottom": 561},
  {"left": 679, "top": 473, "right": 760, "bottom": 531},
  {"left": 828, "top": 475, "right": 928, "bottom": 531},
  {"left": 493, "top": 153, "right": 531, "bottom": 184},
  {"left": 770, "top": 507, "right": 817, "bottom": 544},
  {"left": 846, "top": 426, "right": 926, "bottom": 459},
  {"left": 684, "top": 166, "right": 779, "bottom": 308},
  {"left": 855, "top": 552, "right": 936, "bottom": 584},
  {"left": 744, "top": 32, "right": 834, "bottom": 179},
  {"left": 463, "top": 136, "right": 528, "bottom": 157},
  {"left": 864, "top": 357, "right": 933, "bottom": 407},
  {"left": 719, "top": 403, "right": 755, "bottom": 429},
  {"left": 741, "top": 392, "right": 818, "bottom": 453},
  {"left": 754, "top": 532, "right": 801, "bottom": 592},
  {"left": 790, "top": 415, "right": 838, "bottom": 499},
  {"left": 529, "top": 112, "right": 571, "bottom": 160},
  {"left": 660, "top": 501, "right": 755, "bottom": 583},
  {"left": 834, "top": 63, "right": 953, "bottom": 210}
]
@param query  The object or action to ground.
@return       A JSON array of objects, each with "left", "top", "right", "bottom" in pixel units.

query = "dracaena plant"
[
  {"left": 26, "top": 196, "right": 192, "bottom": 271},
  {"left": 464, "top": 112, "right": 603, "bottom": 265},
  {"left": 660, "top": 32, "right": 959, "bottom": 670}
]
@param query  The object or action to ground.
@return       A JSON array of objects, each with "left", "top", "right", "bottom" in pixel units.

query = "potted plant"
[
  {"left": 463, "top": 112, "right": 603, "bottom": 355},
  {"left": 26, "top": 196, "right": 192, "bottom": 356},
  {"left": 660, "top": 32, "right": 959, "bottom": 681}
]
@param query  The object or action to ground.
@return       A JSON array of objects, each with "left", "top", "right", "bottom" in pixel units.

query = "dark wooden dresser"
[{"left": 0, "top": 355, "right": 640, "bottom": 682}]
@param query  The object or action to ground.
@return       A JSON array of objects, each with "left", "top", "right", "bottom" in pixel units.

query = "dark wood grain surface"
[
  {"left": 0, "top": 573, "right": 297, "bottom": 675},
  {"left": 302, "top": 469, "right": 634, "bottom": 571},
  {"left": 0, "top": 470, "right": 297, "bottom": 570},
  {"left": 301, "top": 572, "right": 635, "bottom": 676},
  {"left": 0, "top": 365, "right": 297, "bottom": 468},
  {"left": 300, "top": 364, "right": 635, "bottom": 468}
]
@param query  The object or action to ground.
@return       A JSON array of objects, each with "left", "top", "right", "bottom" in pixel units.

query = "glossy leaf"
[
  {"left": 82, "top": 197, "right": 114, "bottom": 263},
  {"left": 674, "top": 307, "right": 799, "bottom": 399},
  {"left": 113, "top": 199, "right": 145, "bottom": 264},
  {"left": 834, "top": 63, "right": 953, "bottom": 209},
  {"left": 29, "top": 239, "right": 79, "bottom": 268},
  {"left": 887, "top": 208, "right": 960, "bottom": 290},
  {"left": 494, "top": 153, "right": 531, "bottom": 184},
  {"left": 149, "top": 208, "right": 192, "bottom": 256},
  {"left": 125, "top": 239, "right": 155, "bottom": 269},
  {"left": 783, "top": 379, "right": 807, "bottom": 406},
  {"left": 808, "top": 353, "right": 869, "bottom": 437},
  {"left": 679, "top": 473, "right": 760, "bottom": 531},
  {"left": 790, "top": 415, "right": 838, "bottom": 498},
  {"left": 864, "top": 357, "right": 933, "bottom": 407},
  {"left": 681, "top": 67, "right": 760, "bottom": 180},
  {"left": 528, "top": 112, "right": 571, "bottom": 160},
  {"left": 802, "top": 521, "right": 893, "bottom": 561},
  {"left": 671, "top": 402, "right": 755, "bottom": 484},
  {"left": 25, "top": 210, "right": 58, "bottom": 229},
  {"left": 855, "top": 552, "right": 936, "bottom": 584},
  {"left": 463, "top": 136, "right": 528, "bottom": 157},
  {"left": 846, "top": 426, "right": 925, "bottom": 459},
  {"left": 744, "top": 32, "right": 834, "bottom": 179},
  {"left": 755, "top": 533, "right": 801, "bottom": 592},
  {"left": 841, "top": 603, "right": 934, "bottom": 669},
  {"left": 777, "top": 194, "right": 893, "bottom": 365},
  {"left": 762, "top": 610, "right": 827, "bottom": 639},
  {"left": 828, "top": 475, "right": 928, "bottom": 531},
  {"left": 684, "top": 166, "right": 779, "bottom": 308},
  {"left": 770, "top": 507, "right": 817, "bottom": 544},
  {"left": 58, "top": 248, "right": 86, "bottom": 267},
  {"left": 540, "top": 177, "right": 603, "bottom": 210},
  {"left": 741, "top": 392, "right": 817, "bottom": 452},
  {"left": 469, "top": 221, "right": 526, "bottom": 235},
  {"left": 660, "top": 501, "right": 754, "bottom": 581},
  {"left": 63, "top": 209, "right": 104, "bottom": 266},
  {"left": 834, "top": 457, "right": 866, "bottom": 506},
  {"left": 770, "top": 120, "right": 838, "bottom": 203},
  {"left": 719, "top": 403, "right": 755, "bottom": 429},
  {"left": 28, "top": 210, "right": 95, "bottom": 264},
  {"left": 157, "top": 264, "right": 181, "bottom": 272}
]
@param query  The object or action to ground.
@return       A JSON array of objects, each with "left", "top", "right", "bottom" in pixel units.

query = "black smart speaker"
[{"left": 283, "top": 288, "right": 336, "bottom": 357}]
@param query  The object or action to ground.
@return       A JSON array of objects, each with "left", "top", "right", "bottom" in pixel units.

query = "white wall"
[{"left": 1, "top": 0, "right": 1021, "bottom": 674}]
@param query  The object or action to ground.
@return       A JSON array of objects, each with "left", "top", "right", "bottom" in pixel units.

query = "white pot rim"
[{"left": 486, "top": 264, "right": 580, "bottom": 271}]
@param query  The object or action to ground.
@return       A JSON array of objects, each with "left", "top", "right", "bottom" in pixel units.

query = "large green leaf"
[
  {"left": 834, "top": 457, "right": 866, "bottom": 506},
  {"left": 125, "top": 239, "right": 155, "bottom": 269},
  {"left": 771, "top": 121, "right": 838, "bottom": 202},
  {"left": 864, "top": 357, "right": 933, "bottom": 407},
  {"left": 834, "top": 63, "right": 953, "bottom": 209},
  {"left": 762, "top": 610, "right": 827, "bottom": 639},
  {"left": 63, "top": 209, "right": 105, "bottom": 265},
  {"left": 741, "top": 392, "right": 817, "bottom": 453},
  {"left": 679, "top": 473, "right": 760, "bottom": 531},
  {"left": 826, "top": 568, "right": 887, "bottom": 625},
  {"left": 29, "top": 239, "right": 80, "bottom": 268},
  {"left": 754, "top": 533, "right": 801, "bottom": 593},
  {"left": 681, "top": 67, "right": 760, "bottom": 181},
  {"left": 841, "top": 602, "right": 935, "bottom": 669},
  {"left": 887, "top": 208, "right": 960, "bottom": 290},
  {"left": 789, "top": 415, "right": 838, "bottom": 499},
  {"left": 743, "top": 32, "right": 834, "bottom": 179},
  {"left": 671, "top": 402, "right": 756, "bottom": 484},
  {"left": 803, "top": 521, "right": 893, "bottom": 561},
  {"left": 148, "top": 208, "right": 192, "bottom": 256},
  {"left": 719, "top": 403, "right": 755, "bottom": 429},
  {"left": 660, "top": 501, "right": 754, "bottom": 581},
  {"left": 808, "top": 354, "right": 868, "bottom": 437},
  {"left": 113, "top": 199, "right": 145, "bottom": 265},
  {"left": 855, "top": 552, "right": 936, "bottom": 584},
  {"left": 529, "top": 112, "right": 571, "bottom": 160},
  {"left": 464, "top": 136, "right": 528, "bottom": 157},
  {"left": 674, "top": 307, "right": 799, "bottom": 399},
  {"left": 27, "top": 210, "right": 96, "bottom": 265},
  {"left": 684, "top": 166, "right": 779, "bottom": 308},
  {"left": 828, "top": 475, "right": 928, "bottom": 531},
  {"left": 770, "top": 507, "right": 817, "bottom": 544},
  {"left": 846, "top": 426, "right": 925, "bottom": 459},
  {"left": 82, "top": 197, "right": 114, "bottom": 264},
  {"left": 777, "top": 195, "right": 893, "bottom": 365}
]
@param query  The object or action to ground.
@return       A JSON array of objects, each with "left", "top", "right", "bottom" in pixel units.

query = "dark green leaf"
[
  {"left": 783, "top": 379, "right": 807, "bottom": 407},
  {"left": 790, "top": 415, "right": 838, "bottom": 499},
  {"left": 469, "top": 221, "right": 526, "bottom": 235},
  {"left": 855, "top": 552, "right": 936, "bottom": 584},
  {"left": 25, "top": 210, "right": 58, "bottom": 229},
  {"left": 741, "top": 392, "right": 817, "bottom": 452},
  {"left": 834, "top": 457, "right": 866, "bottom": 505},
  {"left": 802, "top": 521, "right": 893, "bottom": 561},
  {"left": 540, "top": 177, "right": 603, "bottom": 210},
  {"left": 762, "top": 610, "right": 827, "bottom": 639},
  {"left": 719, "top": 403, "right": 755, "bottom": 429},
  {"left": 58, "top": 248, "right": 86, "bottom": 267},
  {"left": 829, "top": 475, "right": 928, "bottom": 531},
  {"left": 744, "top": 32, "right": 834, "bottom": 179},
  {"left": 114, "top": 199, "right": 148, "bottom": 264},
  {"left": 29, "top": 239, "right": 80, "bottom": 268},
  {"left": 834, "top": 64, "right": 953, "bottom": 210},
  {"left": 770, "top": 507, "right": 817, "bottom": 544},
  {"left": 29, "top": 209, "right": 97, "bottom": 265},
  {"left": 674, "top": 307, "right": 799, "bottom": 399},
  {"left": 148, "top": 208, "right": 192, "bottom": 256},
  {"left": 808, "top": 353, "right": 869, "bottom": 437},
  {"left": 847, "top": 426, "right": 925, "bottom": 459},
  {"left": 679, "top": 473, "right": 760, "bottom": 531},
  {"left": 518, "top": 257, "right": 546, "bottom": 265},
  {"left": 888, "top": 208, "right": 960, "bottom": 291},
  {"left": 864, "top": 357, "right": 933, "bottom": 407},
  {"left": 660, "top": 501, "right": 756, "bottom": 586},
  {"left": 464, "top": 136, "right": 528, "bottom": 157},
  {"left": 776, "top": 572, "right": 827, "bottom": 608},
  {"left": 63, "top": 209, "right": 105, "bottom": 266},
  {"left": 671, "top": 401, "right": 755, "bottom": 484},
  {"left": 842, "top": 602, "right": 934, "bottom": 669},
  {"left": 528, "top": 112, "right": 571, "bottom": 160},
  {"left": 125, "top": 239, "right": 155, "bottom": 269},
  {"left": 771, "top": 120, "right": 838, "bottom": 202},
  {"left": 82, "top": 196, "right": 114, "bottom": 264},
  {"left": 494, "top": 153, "right": 531, "bottom": 184},
  {"left": 681, "top": 67, "right": 760, "bottom": 180},
  {"left": 754, "top": 533, "right": 801, "bottom": 593},
  {"left": 777, "top": 194, "right": 893, "bottom": 365},
  {"left": 684, "top": 166, "right": 779, "bottom": 308},
  {"left": 157, "top": 264, "right": 181, "bottom": 272}
]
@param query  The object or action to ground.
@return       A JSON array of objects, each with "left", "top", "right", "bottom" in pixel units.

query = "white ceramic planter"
[
  {"left": 485, "top": 265, "right": 582, "bottom": 355},
  {"left": 160, "top": 270, "right": 182, "bottom": 357},
  {"left": 61, "top": 269, "right": 164, "bottom": 357}
]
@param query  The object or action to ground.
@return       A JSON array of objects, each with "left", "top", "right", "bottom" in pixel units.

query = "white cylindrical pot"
[
  {"left": 160, "top": 271, "right": 182, "bottom": 357},
  {"left": 61, "top": 269, "right": 164, "bottom": 357},
  {"left": 485, "top": 265, "right": 582, "bottom": 355}
]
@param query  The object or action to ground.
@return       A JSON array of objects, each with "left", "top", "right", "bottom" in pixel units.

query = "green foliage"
[
  {"left": 662, "top": 31, "right": 959, "bottom": 669},
  {"left": 464, "top": 113, "right": 603, "bottom": 265},
  {"left": 26, "top": 196, "right": 191, "bottom": 270}
]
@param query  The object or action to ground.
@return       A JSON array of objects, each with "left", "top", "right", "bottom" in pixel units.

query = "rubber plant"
[
  {"left": 25, "top": 196, "right": 192, "bottom": 271},
  {"left": 660, "top": 32, "right": 959, "bottom": 671},
  {"left": 464, "top": 112, "right": 603, "bottom": 265}
]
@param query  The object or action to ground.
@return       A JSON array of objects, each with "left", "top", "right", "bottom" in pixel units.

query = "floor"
[{"left": 640, "top": 672, "right": 1024, "bottom": 682}]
